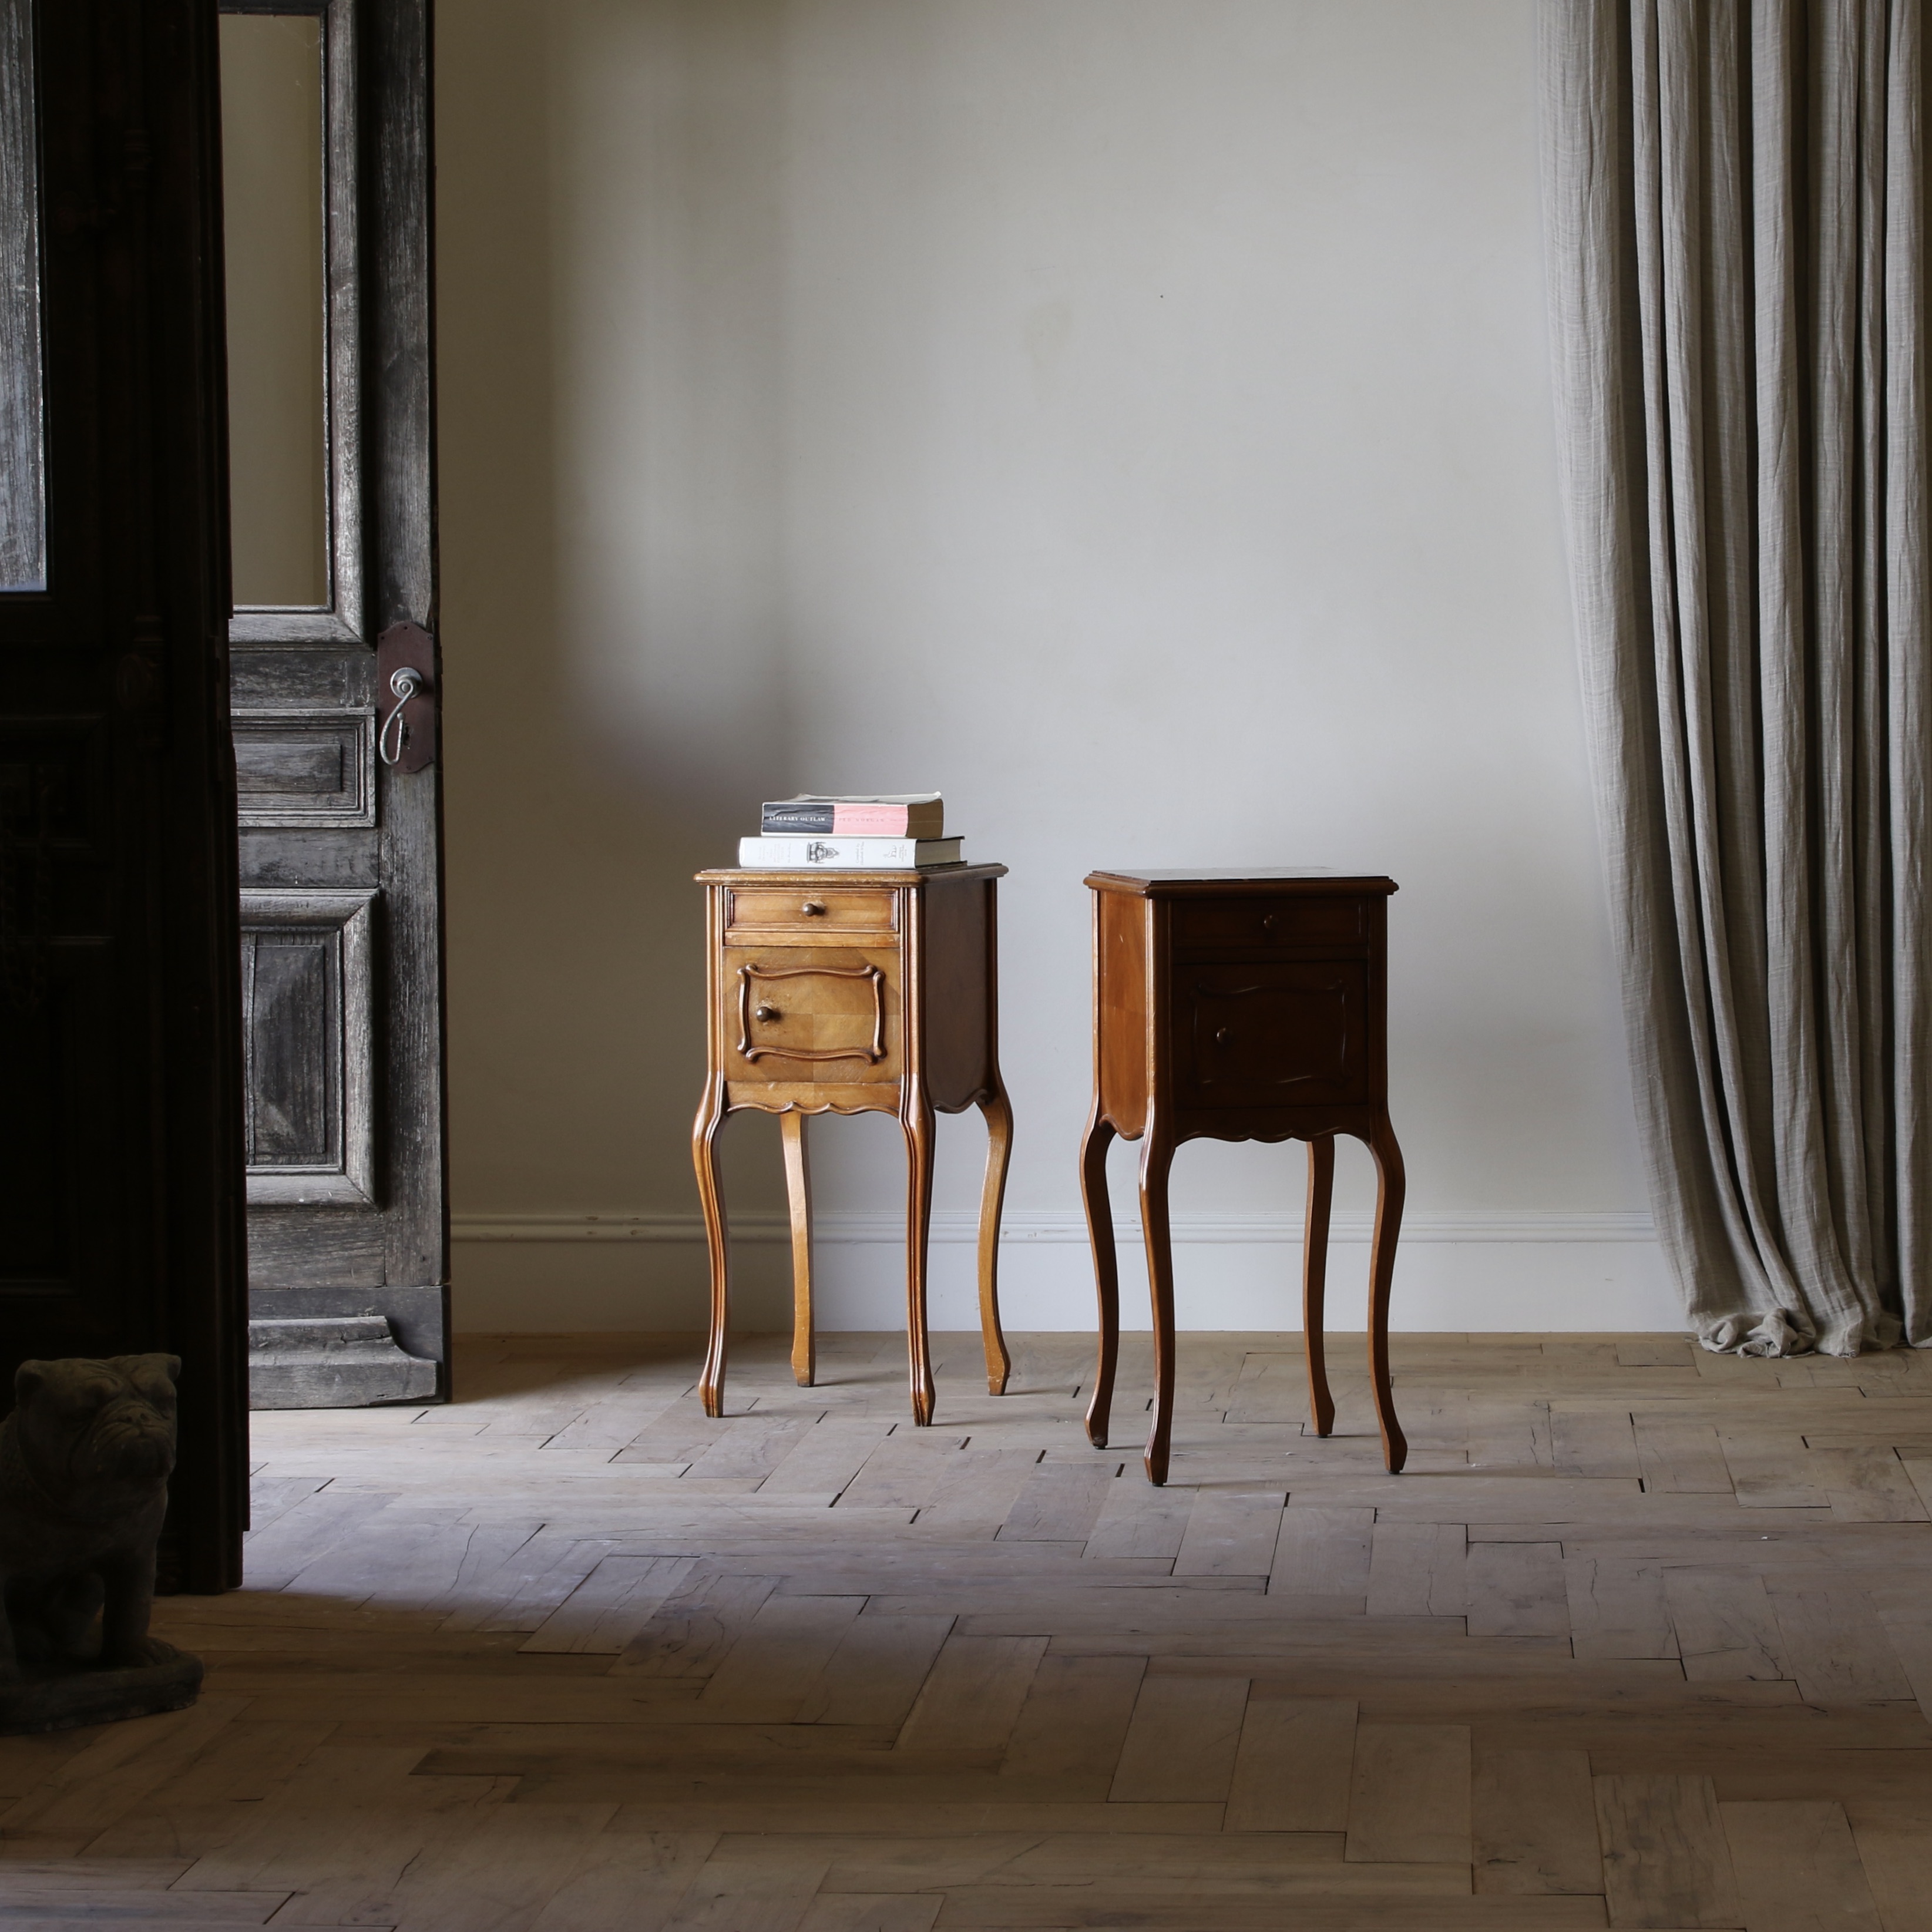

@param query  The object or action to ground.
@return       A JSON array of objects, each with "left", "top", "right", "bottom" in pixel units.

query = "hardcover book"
[
  {"left": 760, "top": 793, "right": 944, "bottom": 838},
  {"left": 737, "top": 835, "right": 963, "bottom": 869}
]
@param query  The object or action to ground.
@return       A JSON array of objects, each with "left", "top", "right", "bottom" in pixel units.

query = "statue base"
[{"left": 0, "top": 1651, "right": 202, "bottom": 1735}]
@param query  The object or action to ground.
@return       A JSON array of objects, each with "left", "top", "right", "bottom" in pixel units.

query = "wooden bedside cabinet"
[
  {"left": 1078, "top": 868, "right": 1407, "bottom": 1484},
  {"left": 692, "top": 865, "right": 1013, "bottom": 1425}
]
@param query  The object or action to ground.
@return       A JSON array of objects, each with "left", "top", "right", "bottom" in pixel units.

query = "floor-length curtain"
[{"left": 1543, "top": 0, "right": 1928, "bottom": 1355}]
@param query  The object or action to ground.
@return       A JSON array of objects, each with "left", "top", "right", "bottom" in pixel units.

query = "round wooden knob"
[
  {"left": 1260, "top": 913, "right": 1278, "bottom": 932},
  {"left": 755, "top": 1004, "right": 781, "bottom": 1023},
  {"left": 801, "top": 900, "right": 827, "bottom": 916},
  {"left": 1215, "top": 1026, "right": 1232, "bottom": 1044}
]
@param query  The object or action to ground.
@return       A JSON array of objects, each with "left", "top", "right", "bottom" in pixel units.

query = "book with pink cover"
[{"left": 760, "top": 793, "right": 944, "bottom": 838}]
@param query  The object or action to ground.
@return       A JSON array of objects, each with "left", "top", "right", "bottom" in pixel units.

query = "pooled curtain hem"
[{"left": 1699, "top": 1306, "right": 1904, "bottom": 1359}]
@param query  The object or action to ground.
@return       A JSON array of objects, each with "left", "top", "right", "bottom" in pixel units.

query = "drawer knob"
[
  {"left": 1215, "top": 1026, "right": 1232, "bottom": 1044},
  {"left": 801, "top": 899, "right": 827, "bottom": 917},
  {"left": 1260, "top": 913, "right": 1278, "bottom": 932},
  {"left": 755, "top": 1004, "right": 782, "bottom": 1023}
]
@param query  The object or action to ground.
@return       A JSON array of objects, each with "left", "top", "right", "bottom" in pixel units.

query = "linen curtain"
[{"left": 1541, "top": 0, "right": 1928, "bottom": 1355}]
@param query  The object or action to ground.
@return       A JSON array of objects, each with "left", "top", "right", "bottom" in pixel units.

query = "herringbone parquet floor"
[{"left": 4, "top": 1329, "right": 1931, "bottom": 1930}]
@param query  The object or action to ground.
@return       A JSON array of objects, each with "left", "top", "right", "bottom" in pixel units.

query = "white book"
[{"left": 737, "top": 835, "right": 964, "bottom": 869}]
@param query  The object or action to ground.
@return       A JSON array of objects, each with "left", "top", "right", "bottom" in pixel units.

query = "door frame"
[{"left": 223, "top": 0, "right": 448, "bottom": 1387}]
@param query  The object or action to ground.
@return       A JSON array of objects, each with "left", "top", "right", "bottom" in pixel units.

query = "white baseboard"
[
  {"left": 450, "top": 1208, "right": 1681, "bottom": 1335},
  {"left": 454, "top": 1208, "right": 1658, "bottom": 1245}
]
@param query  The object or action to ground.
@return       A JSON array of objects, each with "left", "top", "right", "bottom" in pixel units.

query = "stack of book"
[{"left": 737, "top": 794, "right": 963, "bottom": 869}]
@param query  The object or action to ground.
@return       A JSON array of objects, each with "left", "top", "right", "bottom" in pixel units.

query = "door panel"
[
  {"left": 233, "top": 711, "right": 377, "bottom": 828},
  {"left": 220, "top": 0, "right": 446, "bottom": 1394},
  {"left": 240, "top": 889, "right": 376, "bottom": 1204}
]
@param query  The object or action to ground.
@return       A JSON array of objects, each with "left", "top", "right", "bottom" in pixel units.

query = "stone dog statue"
[{"left": 0, "top": 1355, "right": 186, "bottom": 1683}]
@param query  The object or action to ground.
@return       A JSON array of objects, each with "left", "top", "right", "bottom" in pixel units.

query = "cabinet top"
[
  {"left": 697, "top": 863, "right": 1007, "bottom": 886},
  {"left": 1086, "top": 868, "right": 1397, "bottom": 897}
]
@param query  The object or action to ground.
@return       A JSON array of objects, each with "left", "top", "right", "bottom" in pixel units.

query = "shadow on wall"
[{"left": 438, "top": 0, "right": 792, "bottom": 1293}]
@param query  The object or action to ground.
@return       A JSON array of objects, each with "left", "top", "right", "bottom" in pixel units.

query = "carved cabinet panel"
[{"left": 240, "top": 890, "right": 375, "bottom": 1205}]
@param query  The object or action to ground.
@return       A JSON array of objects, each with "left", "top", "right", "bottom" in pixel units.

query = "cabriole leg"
[
  {"left": 902, "top": 1088, "right": 938, "bottom": 1425},
  {"left": 1079, "top": 1110, "right": 1119, "bottom": 1449},
  {"left": 1303, "top": 1134, "right": 1336, "bottom": 1436},
  {"left": 1138, "top": 1125, "right": 1178, "bottom": 1485},
  {"left": 692, "top": 1086, "right": 733, "bottom": 1419},
  {"left": 781, "top": 1110, "right": 815, "bottom": 1387},
  {"left": 1366, "top": 1115, "right": 1408, "bottom": 1473},
  {"left": 976, "top": 1079, "right": 1014, "bottom": 1396}
]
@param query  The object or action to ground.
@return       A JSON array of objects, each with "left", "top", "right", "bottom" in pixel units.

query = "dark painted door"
[
  {"left": 0, "top": 0, "right": 248, "bottom": 1589},
  {"left": 217, "top": 0, "right": 447, "bottom": 1389}
]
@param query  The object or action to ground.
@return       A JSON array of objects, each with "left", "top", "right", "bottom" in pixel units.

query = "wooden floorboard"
[{"left": 4, "top": 1328, "right": 1927, "bottom": 1928}]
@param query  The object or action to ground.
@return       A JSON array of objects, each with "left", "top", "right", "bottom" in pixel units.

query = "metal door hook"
[{"left": 378, "top": 667, "right": 423, "bottom": 766}]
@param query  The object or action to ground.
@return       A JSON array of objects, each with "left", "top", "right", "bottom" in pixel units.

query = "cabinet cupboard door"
[
  {"left": 721, "top": 949, "right": 902, "bottom": 1085},
  {"left": 1175, "top": 962, "right": 1372, "bottom": 1107}
]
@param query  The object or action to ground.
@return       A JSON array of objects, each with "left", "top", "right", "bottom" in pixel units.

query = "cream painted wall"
[{"left": 438, "top": 0, "right": 1678, "bottom": 1333}]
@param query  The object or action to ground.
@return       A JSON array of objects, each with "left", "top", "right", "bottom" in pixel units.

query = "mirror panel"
[{"left": 220, "top": 11, "right": 328, "bottom": 610}]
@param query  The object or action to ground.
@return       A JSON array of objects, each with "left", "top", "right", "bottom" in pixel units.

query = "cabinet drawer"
[
  {"left": 725, "top": 886, "right": 898, "bottom": 941},
  {"left": 721, "top": 947, "right": 901, "bottom": 1084},
  {"left": 1172, "top": 895, "right": 1365, "bottom": 951}
]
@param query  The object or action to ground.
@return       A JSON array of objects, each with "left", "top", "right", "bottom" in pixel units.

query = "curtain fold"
[{"left": 1541, "top": 0, "right": 1928, "bottom": 1355}]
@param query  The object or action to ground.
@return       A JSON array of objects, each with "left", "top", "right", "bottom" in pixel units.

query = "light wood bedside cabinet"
[{"left": 692, "top": 864, "right": 1013, "bottom": 1424}]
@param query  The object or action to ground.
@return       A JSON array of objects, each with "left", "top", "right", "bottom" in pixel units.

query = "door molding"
[
  {"left": 224, "top": 0, "right": 364, "bottom": 646},
  {"left": 240, "top": 888, "right": 377, "bottom": 1207}
]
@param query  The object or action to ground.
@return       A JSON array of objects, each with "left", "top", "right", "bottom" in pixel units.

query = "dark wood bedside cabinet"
[
  {"left": 692, "top": 864, "right": 1013, "bottom": 1425},
  {"left": 1078, "top": 868, "right": 1407, "bottom": 1483}
]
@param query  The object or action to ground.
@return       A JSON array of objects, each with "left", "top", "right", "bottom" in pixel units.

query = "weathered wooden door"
[
  {"left": 1, "top": 0, "right": 248, "bottom": 1588},
  {"left": 217, "top": 0, "right": 447, "bottom": 1395}
]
